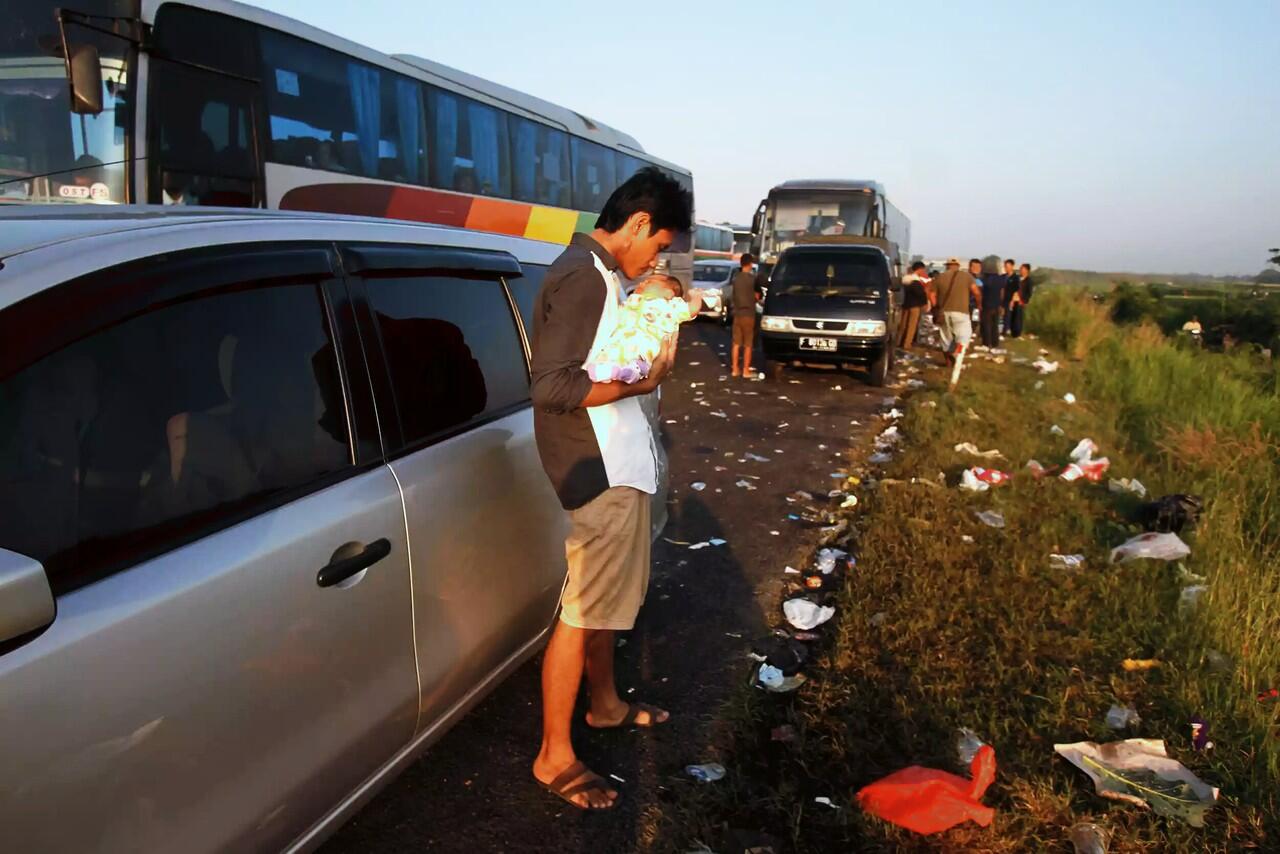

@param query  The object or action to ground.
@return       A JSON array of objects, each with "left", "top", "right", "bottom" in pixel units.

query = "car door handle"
[{"left": 316, "top": 538, "right": 392, "bottom": 588}]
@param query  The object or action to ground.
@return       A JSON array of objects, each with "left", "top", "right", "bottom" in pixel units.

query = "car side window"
[
  {"left": 0, "top": 254, "right": 351, "bottom": 595},
  {"left": 505, "top": 263, "right": 547, "bottom": 340},
  {"left": 363, "top": 274, "right": 529, "bottom": 451}
]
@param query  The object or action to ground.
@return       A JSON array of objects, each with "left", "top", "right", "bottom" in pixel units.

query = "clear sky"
[{"left": 251, "top": 0, "right": 1279, "bottom": 275}]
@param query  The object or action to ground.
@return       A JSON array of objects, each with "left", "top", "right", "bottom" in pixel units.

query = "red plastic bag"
[{"left": 856, "top": 745, "right": 997, "bottom": 835}]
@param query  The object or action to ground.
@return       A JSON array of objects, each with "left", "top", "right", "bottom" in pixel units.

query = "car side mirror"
[
  {"left": 0, "top": 548, "right": 56, "bottom": 645},
  {"left": 66, "top": 42, "right": 104, "bottom": 115}
]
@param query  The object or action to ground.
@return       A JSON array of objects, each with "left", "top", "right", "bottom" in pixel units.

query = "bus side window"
[
  {"left": 426, "top": 89, "right": 512, "bottom": 198},
  {"left": 149, "top": 60, "right": 259, "bottom": 207}
]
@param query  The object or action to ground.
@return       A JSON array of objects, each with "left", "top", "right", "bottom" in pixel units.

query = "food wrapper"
[{"left": 585, "top": 293, "right": 693, "bottom": 384}]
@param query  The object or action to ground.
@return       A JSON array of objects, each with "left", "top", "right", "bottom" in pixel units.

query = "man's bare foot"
[
  {"left": 585, "top": 701, "right": 670, "bottom": 729},
  {"left": 533, "top": 754, "right": 618, "bottom": 810}
]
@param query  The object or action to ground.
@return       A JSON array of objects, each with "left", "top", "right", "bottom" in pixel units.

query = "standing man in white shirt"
[{"left": 528, "top": 167, "right": 693, "bottom": 810}]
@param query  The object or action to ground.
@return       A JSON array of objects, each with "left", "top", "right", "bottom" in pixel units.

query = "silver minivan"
[{"left": 0, "top": 207, "right": 665, "bottom": 852}]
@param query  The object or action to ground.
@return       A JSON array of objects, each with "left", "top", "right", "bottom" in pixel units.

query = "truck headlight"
[
  {"left": 849, "top": 320, "right": 887, "bottom": 337},
  {"left": 761, "top": 316, "right": 788, "bottom": 331}
]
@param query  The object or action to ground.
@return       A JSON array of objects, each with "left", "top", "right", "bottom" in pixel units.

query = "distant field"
[{"left": 1041, "top": 267, "right": 1277, "bottom": 294}]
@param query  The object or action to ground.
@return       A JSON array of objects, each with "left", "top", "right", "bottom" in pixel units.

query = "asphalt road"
[{"left": 320, "top": 319, "right": 889, "bottom": 853}]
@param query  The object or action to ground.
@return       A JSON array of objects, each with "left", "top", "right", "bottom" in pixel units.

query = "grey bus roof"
[
  {"left": 140, "top": 0, "right": 689, "bottom": 176},
  {"left": 769, "top": 180, "right": 886, "bottom": 195}
]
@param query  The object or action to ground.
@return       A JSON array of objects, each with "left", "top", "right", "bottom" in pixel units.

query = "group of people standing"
[{"left": 898, "top": 256, "right": 1035, "bottom": 390}]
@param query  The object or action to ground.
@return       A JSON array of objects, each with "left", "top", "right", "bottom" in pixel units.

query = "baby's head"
[{"left": 634, "top": 275, "right": 684, "bottom": 300}]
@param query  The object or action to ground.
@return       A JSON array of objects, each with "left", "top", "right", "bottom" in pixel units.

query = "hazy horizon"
[{"left": 251, "top": 0, "right": 1280, "bottom": 276}]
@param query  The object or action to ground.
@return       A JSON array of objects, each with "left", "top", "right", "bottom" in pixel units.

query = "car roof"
[
  {"left": 695, "top": 258, "right": 738, "bottom": 266},
  {"left": 0, "top": 205, "right": 563, "bottom": 310}
]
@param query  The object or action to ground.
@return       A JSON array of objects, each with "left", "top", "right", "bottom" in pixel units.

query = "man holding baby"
[{"left": 528, "top": 167, "right": 694, "bottom": 810}]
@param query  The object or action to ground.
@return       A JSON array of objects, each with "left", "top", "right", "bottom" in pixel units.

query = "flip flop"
[
  {"left": 587, "top": 702, "right": 670, "bottom": 730},
  {"left": 536, "top": 760, "right": 619, "bottom": 811}
]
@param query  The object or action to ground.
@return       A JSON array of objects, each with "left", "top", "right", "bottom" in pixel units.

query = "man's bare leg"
[
  {"left": 533, "top": 620, "right": 617, "bottom": 808},
  {"left": 741, "top": 344, "right": 753, "bottom": 378},
  {"left": 731, "top": 343, "right": 741, "bottom": 376},
  {"left": 583, "top": 628, "right": 668, "bottom": 727}
]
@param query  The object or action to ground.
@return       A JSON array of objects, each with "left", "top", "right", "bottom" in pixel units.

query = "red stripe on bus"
[{"left": 280, "top": 183, "right": 473, "bottom": 228}]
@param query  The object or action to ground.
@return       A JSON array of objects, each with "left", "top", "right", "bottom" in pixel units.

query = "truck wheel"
[{"left": 867, "top": 348, "right": 889, "bottom": 386}]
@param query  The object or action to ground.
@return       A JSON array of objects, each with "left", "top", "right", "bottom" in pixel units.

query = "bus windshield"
[
  {"left": 772, "top": 193, "right": 874, "bottom": 245},
  {"left": 0, "top": 1, "right": 133, "bottom": 205},
  {"left": 771, "top": 250, "right": 887, "bottom": 297}
]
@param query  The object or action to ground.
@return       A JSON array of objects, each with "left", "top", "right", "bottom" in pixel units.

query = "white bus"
[
  {"left": 693, "top": 221, "right": 734, "bottom": 261},
  {"left": 751, "top": 180, "right": 910, "bottom": 276},
  {"left": 0, "top": 0, "right": 695, "bottom": 284}
]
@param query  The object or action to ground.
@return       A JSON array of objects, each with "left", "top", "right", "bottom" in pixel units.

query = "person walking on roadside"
[
  {"left": 933, "top": 257, "right": 981, "bottom": 390},
  {"left": 978, "top": 257, "right": 1006, "bottom": 349},
  {"left": 898, "top": 261, "right": 930, "bottom": 349},
  {"left": 731, "top": 252, "right": 761, "bottom": 377},
  {"left": 528, "top": 167, "right": 693, "bottom": 810},
  {"left": 1010, "top": 262, "right": 1034, "bottom": 338},
  {"left": 1001, "top": 259, "right": 1020, "bottom": 335}
]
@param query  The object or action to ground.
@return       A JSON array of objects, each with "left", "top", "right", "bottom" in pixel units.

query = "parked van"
[
  {"left": 0, "top": 207, "right": 666, "bottom": 853},
  {"left": 758, "top": 239, "right": 900, "bottom": 385}
]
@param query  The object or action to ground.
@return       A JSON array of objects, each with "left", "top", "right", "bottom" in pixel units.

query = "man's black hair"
[
  {"left": 968, "top": 258, "right": 982, "bottom": 267},
  {"left": 1005, "top": 258, "right": 1016, "bottom": 266},
  {"left": 740, "top": 253, "right": 754, "bottom": 267},
  {"left": 596, "top": 166, "right": 694, "bottom": 234},
  {"left": 910, "top": 261, "right": 926, "bottom": 272}
]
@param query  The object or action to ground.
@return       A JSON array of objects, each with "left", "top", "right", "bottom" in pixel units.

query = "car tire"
[{"left": 867, "top": 348, "right": 889, "bottom": 387}]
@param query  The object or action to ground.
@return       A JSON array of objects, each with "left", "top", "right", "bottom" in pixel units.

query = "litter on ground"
[
  {"left": 1032, "top": 358, "right": 1060, "bottom": 374},
  {"left": 1050, "top": 553, "right": 1086, "bottom": 570},
  {"left": 954, "top": 442, "right": 1005, "bottom": 460},
  {"left": 1063, "top": 393, "right": 1077, "bottom": 404},
  {"left": 1122, "top": 658, "right": 1162, "bottom": 672},
  {"left": 1108, "top": 478, "right": 1147, "bottom": 498},
  {"left": 976, "top": 510, "right": 1006, "bottom": 528},
  {"left": 856, "top": 745, "right": 997, "bottom": 835},
  {"left": 783, "top": 598, "right": 836, "bottom": 630},
  {"left": 685, "top": 763, "right": 727, "bottom": 783},
  {"left": 1053, "top": 738, "right": 1219, "bottom": 826},
  {"left": 1110, "top": 532, "right": 1191, "bottom": 563},
  {"left": 1051, "top": 424, "right": 1066, "bottom": 436},
  {"left": 1069, "top": 822, "right": 1111, "bottom": 854},
  {"left": 1105, "top": 704, "right": 1141, "bottom": 729},
  {"left": 955, "top": 728, "right": 988, "bottom": 766}
]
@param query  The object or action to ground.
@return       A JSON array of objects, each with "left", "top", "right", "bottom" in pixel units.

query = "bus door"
[{"left": 147, "top": 59, "right": 264, "bottom": 207}]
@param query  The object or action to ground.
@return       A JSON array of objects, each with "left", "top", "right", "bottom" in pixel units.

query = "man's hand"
[{"left": 641, "top": 332, "right": 679, "bottom": 390}]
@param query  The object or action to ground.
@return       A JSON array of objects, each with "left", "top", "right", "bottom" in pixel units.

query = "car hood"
[{"left": 764, "top": 290, "right": 886, "bottom": 320}]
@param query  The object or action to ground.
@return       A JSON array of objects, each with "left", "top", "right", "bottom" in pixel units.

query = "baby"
[{"left": 633, "top": 274, "right": 704, "bottom": 316}]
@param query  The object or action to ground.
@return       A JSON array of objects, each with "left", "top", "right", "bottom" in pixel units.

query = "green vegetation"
[{"left": 656, "top": 297, "right": 1278, "bottom": 851}]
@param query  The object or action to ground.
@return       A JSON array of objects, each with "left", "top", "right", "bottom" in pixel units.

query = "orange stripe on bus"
[{"left": 465, "top": 196, "right": 532, "bottom": 237}]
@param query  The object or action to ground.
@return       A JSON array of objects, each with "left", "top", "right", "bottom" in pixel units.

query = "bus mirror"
[{"left": 66, "top": 42, "right": 104, "bottom": 115}]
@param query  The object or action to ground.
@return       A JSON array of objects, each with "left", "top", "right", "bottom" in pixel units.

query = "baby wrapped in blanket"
[{"left": 585, "top": 276, "right": 702, "bottom": 383}]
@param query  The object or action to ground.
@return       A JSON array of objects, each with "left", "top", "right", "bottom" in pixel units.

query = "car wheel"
[{"left": 867, "top": 348, "right": 889, "bottom": 387}]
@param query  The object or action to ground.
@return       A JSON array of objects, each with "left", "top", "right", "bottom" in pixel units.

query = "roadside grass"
[{"left": 649, "top": 310, "right": 1278, "bottom": 852}]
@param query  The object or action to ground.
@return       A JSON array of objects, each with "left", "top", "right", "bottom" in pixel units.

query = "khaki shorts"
[
  {"left": 559, "top": 486, "right": 652, "bottom": 631},
  {"left": 732, "top": 312, "right": 755, "bottom": 348}
]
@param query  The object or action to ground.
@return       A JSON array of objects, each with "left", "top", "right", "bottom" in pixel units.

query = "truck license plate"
[{"left": 800, "top": 337, "right": 838, "bottom": 352}]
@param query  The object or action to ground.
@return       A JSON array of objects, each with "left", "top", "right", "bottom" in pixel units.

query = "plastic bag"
[
  {"left": 1106, "top": 704, "right": 1141, "bottom": 729},
  {"left": 955, "top": 728, "right": 988, "bottom": 766},
  {"left": 1053, "top": 739, "right": 1218, "bottom": 826},
  {"left": 1070, "top": 438, "right": 1099, "bottom": 462},
  {"left": 959, "top": 469, "right": 990, "bottom": 493},
  {"left": 782, "top": 598, "right": 835, "bottom": 630},
  {"left": 1050, "top": 553, "right": 1086, "bottom": 570},
  {"left": 954, "top": 442, "right": 1004, "bottom": 460},
  {"left": 1108, "top": 478, "right": 1147, "bottom": 498},
  {"left": 1069, "top": 822, "right": 1111, "bottom": 854},
  {"left": 856, "top": 745, "right": 997, "bottom": 835},
  {"left": 976, "top": 510, "right": 1006, "bottom": 528},
  {"left": 1109, "top": 532, "right": 1191, "bottom": 564},
  {"left": 1032, "top": 358, "right": 1060, "bottom": 374},
  {"left": 814, "top": 547, "right": 848, "bottom": 575},
  {"left": 1079, "top": 458, "right": 1111, "bottom": 482}
]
